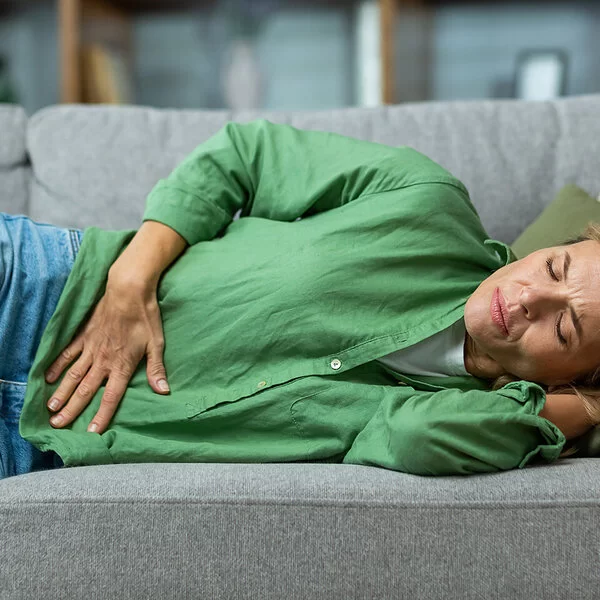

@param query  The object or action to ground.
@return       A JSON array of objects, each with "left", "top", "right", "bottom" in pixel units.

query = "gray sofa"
[{"left": 1, "top": 96, "right": 600, "bottom": 599}]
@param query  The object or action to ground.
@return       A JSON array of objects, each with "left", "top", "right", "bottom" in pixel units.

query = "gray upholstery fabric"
[
  {"left": 1, "top": 461, "right": 599, "bottom": 599},
  {"left": 25, "top": 96, "right": 600, "bottom": 243},
  {"left": 0, "top": 105, "right": 26, "bottom": 165},
  {"left": 0, "top": 105, "right": 28, "bottom": 215},
  {"left": 2, "top": 96, "right": 600, "bottom": 600},
  {"left": 0, "top": 168, "right": 29, "bottom": 215}
]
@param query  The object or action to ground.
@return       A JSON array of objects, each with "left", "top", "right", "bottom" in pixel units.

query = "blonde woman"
[{"left": 4, "top": 119, "right": 598, "bottom": 479}]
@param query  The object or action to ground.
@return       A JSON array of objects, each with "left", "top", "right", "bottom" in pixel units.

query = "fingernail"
[
  {"left": 157, "top": 379, "right": 169, "bottom": 392},
  {"left": 50, "top": 414, "right": 63, "bottom": 426},
  {"left": 88, "top": 423, "right": 98, "bottom": 433},
  {"left": 48, "top": 398, "right": 60, "bottom": 411}
]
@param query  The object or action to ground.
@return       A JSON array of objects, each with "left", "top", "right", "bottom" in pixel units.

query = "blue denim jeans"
[{"left": 0, "top": 213, "right": 84, "bottom": 480}]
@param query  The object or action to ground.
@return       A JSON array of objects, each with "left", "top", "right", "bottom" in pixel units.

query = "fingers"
[
  {"left": 44, "top": 337, "right": 84, "bottom": 383},
  {"left": 146, "top": 340, "right": 170, "bottom": 394},
  {"left": 48, "top": 361, "right": 130, "bottom": 435},
  {"left": 48, "top": 355, "right": 100, "bottom": 428},
  {"left": 86, "top": 376, "right": 130, "bottom": 434},
  {"left": 45, "top": 339, "right": 167, "bottom": 434},
  {"left": 44, "top": 297, "right": 169, "bottom": 434}
]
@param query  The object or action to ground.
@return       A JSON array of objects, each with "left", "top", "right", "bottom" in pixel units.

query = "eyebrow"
[{"left": 564, "top": 251, "right": 583, "bottom": 344}]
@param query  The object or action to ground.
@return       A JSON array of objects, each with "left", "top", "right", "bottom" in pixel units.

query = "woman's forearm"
[
  {"left": 108, "top": 220, "right": 189, "bottom": 288},
  {"left": 539, "top": 393, "right": 595, "bottom": 441}
]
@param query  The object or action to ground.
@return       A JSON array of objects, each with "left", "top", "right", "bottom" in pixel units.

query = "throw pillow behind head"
[{"left": 511, "top": 184, "right": 600, "bottom": 259}]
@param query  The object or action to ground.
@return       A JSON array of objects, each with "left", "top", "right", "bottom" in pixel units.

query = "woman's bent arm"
[
  {"left": 108, "top": 220, "right": 188, "bottom": 288},
  {"left": 538, "top": 393, "right": 595, "bottom": 441},
  {"left": 342, "top": 381, "right": 566, "bottom": 476},
  {"left": 142, "top": 119, "right": 463, "bottom": 247}
]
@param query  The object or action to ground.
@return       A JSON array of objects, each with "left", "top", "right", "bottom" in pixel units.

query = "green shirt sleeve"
[
  {"left": 142, "top": 118, "right": 466, "bottom": 246},
  {"left": 342, "top": 380, "right": 567, "bottom": 476}
]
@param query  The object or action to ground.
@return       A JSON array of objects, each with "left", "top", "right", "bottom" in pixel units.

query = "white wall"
[{"left": 432, "top": 2, "right": 600, "bottom": 100}]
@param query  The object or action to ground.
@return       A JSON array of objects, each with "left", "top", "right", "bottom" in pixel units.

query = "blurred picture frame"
[{"left": 514, "top": 49, "right": 569, "bottom": 100}]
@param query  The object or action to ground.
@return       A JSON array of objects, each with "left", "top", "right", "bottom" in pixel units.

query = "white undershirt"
[{"left": 376, "top": 318, "right": 469, "bottom": 377}]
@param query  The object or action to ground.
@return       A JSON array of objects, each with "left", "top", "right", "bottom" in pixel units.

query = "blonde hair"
[{"left": 490, "top": 221, "right": 600, "bottom": 459}]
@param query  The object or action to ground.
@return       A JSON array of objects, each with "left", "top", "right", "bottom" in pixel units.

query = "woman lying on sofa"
[{"left": 2, "top": 119, "right": 598, "bottom": 480}]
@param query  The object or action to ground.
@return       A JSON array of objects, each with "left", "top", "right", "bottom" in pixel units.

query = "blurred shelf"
[
  {"left": 0, "top": 0, "right": 425, "bottom": 105},
  {"left": 0, "top": 0, "right": 428, "bottom": 104},
  {"left": 4, "top": 0, "right": 575, "bottom": 107},
  {"left": 57, "top": 0, "right": 414, "bottom": 105}
]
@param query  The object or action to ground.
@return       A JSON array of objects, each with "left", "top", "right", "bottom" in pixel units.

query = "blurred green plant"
[{"left": 0, "top": 56, "right": 19, "bottom": 104}]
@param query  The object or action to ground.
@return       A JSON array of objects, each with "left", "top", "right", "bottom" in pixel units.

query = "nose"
[{"left": 519, "top": 284, "right": 567, "bottom": 320}]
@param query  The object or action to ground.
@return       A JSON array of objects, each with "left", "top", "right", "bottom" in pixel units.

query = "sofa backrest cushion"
[
  {"left": 25, "top": 95, "right": 600, "bottom": 244},
  {"left": 0, "top": 105, "right": 29, "bottom": 216}
]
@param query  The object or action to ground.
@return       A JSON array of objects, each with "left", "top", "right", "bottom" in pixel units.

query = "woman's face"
[{"left": 464, "top": 240, "right": 600, "bottom": 386}]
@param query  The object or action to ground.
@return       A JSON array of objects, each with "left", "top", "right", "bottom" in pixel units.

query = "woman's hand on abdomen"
[{"left": 44, "top": 273, "right": 170, "bottom": 435}]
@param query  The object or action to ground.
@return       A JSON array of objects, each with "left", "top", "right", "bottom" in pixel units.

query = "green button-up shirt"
[{"left": 20, "top": 119, "right": 565, "bottom": 476}]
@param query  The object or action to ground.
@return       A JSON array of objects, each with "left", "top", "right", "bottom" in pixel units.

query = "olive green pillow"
[{"left": 511, "top": 184, "right": 600, "bottom": 259}]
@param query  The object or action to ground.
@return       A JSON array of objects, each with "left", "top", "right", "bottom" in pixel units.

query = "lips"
[{"left": 491, "top": 287, "right": 509, "bottom": 336}]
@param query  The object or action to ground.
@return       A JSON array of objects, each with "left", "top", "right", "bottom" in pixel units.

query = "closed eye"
[
  {"left": 556, "top": 314, "right": 568, "bottom": 346},
  {"left": 546, "top": 257, "right": 568, "bottom": 346},
  {"left": 546, "top": 257, "right": 559, "bottom": 281}
]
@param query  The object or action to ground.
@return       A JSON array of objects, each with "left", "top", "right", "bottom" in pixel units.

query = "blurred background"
[{"left": 0, "top": 0, "right": 598, "bottom": 115}]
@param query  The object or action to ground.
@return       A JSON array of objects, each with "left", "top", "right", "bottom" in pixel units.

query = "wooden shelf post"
[
  {"left": 59, "top": 0, "right": 82, "bottom": 103},
  {"left": 59, "top": 0, "right": 131, "bottom": 104}
]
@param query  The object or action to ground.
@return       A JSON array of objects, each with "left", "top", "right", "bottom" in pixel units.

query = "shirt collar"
[{"left": 484, "top": 238, "right": 518, "bottom": 266}]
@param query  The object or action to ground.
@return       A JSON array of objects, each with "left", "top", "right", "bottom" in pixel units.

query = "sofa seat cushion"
[{"left": 1, "top": 460, "right": 599, "bottom": 599}]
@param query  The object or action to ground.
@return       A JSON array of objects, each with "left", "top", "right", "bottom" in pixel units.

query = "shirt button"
[
  {"left": 257, "top": 380, "right": 267, "bottom": 388},
  {"left": 330, "top": 359, "right": 342, "bottom": 370}
]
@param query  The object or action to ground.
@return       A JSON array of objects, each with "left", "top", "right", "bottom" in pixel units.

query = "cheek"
[
  {"left": 501, "top": 329, "right": 561, "bottom": 373},
  {"left": 465, "top": 285, "right": 494, "bottom": 334},
  {"left": 471, "top": 269, "right": 505, "bottom": 314}
]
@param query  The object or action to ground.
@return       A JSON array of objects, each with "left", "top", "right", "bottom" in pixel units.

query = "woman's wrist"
[
  {"left": 108, "top": 220, "right": 189, "bottom": 289},
  {"left": 540, "top": 393, "right": 595, "bottom": 441}
]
